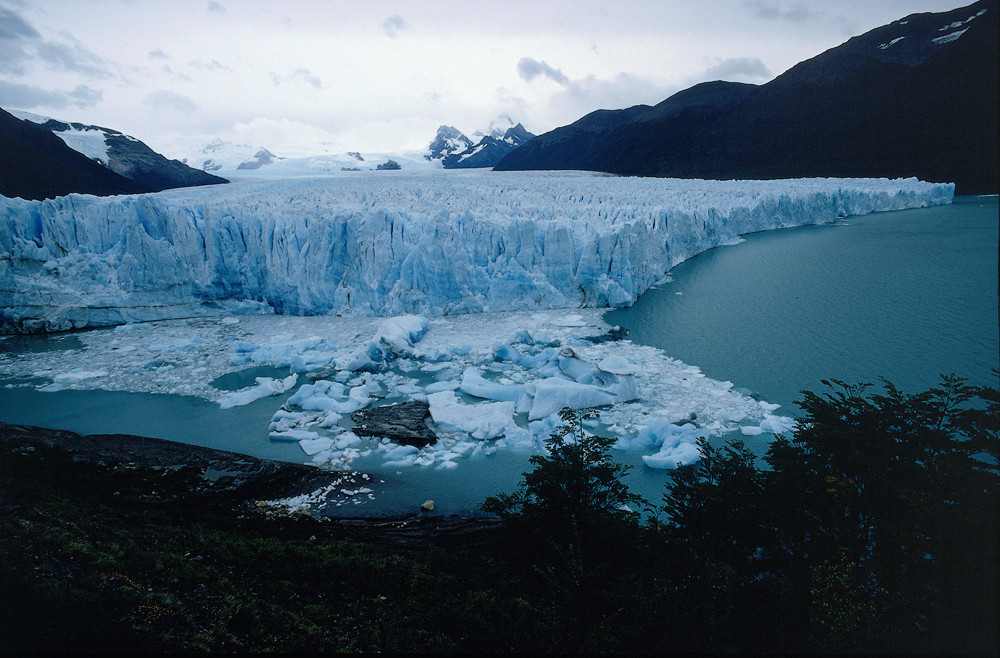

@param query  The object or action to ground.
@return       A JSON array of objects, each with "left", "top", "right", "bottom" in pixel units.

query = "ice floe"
[{"left": 0, "top": 309, "right": 801, "bottom": 474}]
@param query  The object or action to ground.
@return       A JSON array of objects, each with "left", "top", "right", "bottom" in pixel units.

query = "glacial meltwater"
[{"left": 1, "top": 195, "right": 996, "bottom": 516}]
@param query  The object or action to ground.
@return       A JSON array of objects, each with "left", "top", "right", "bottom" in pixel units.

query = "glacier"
[
  {"left": 0, "top": 171, "right": 953, "bottom": 333},
  {"left": 0, "top": 170, "right": 959, "bottom": 510}
]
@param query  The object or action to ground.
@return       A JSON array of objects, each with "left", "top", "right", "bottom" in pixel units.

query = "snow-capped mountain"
[
  {"left": 184, "top": 139, "right": 284, "bottom": 172},
  {"left": 0, "top": 107, "right": 144, "bottom": 200},
  {"left": 426, "top": 125, "right": 474, "bottom": 161},
  {"left": 426, "top": 117, "right": 534, "bottom": 169},
  {"left": 10, "top": 110, "right": 227, "bottom": 193}
]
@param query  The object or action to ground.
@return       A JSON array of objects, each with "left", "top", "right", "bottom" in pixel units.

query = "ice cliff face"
[{"left": 0, "top": 172, "right": 953, "bottom": 333}]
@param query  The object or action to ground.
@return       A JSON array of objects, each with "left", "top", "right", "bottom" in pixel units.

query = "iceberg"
[{"left": 0, "top": 172, "right": 952, "bottom": 333}]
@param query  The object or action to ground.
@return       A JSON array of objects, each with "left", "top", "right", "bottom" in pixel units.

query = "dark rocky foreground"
[
  {"left": 0, "top": 421, "right": 497, "bottom": 548},
  {"left": 0, "top": 422, "right": 503, "bottom": 652}
]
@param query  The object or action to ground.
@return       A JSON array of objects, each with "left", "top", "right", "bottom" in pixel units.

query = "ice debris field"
[
  {"left": 0, "top": 172, "right": 954, "bottom": 509},
  {"left": 1, "top": 308, "right": 805, "bottom": 470}
]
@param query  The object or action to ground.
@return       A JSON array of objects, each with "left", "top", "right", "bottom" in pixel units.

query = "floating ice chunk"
[
  {"left": 525, "top": 377, "right": 616, "bottom": 421},
  {"left": 290, "top": 350, "right": 339, "bottom": 374},
  {"left": 383, "top": 443, "right": 420, "bottom": 468},
  {"left": 53, "top": 369, "right": 108, "bottom": 382},
  {"left": 383, "top": 444, "right": 420, "bottom": 461},
  {"left": 269, "top": 428, "right": 321, "bottom": 442},
  {"left": 376, "top": 315, "right": 429, "bottom": 352},
  {"left": 460, "top": 367, "right": 525, "bottom": 402},
  {"left": 597, "top": 355, "right": 638, "bottom": 375},
  {"left": 511, "top": 329, "right": 533, "bottom": 344},
  {"left": 494, "top": 342, "right": 558, "bottom": 369},
  {"left": 231, "top": 337, "right": 326, "bottom": 367},
  {"left": 557, "top": 347, "right": 596, "bottom": 382},
  {"left": 333, "top": 431, "right": 361, "bottom": 449},
  {"left": 336, "top": 315, "right": 429, "bottom": 372},
  {"left": 426, "top": 379, "right": 460, "bottom": 393},
  {"left": 640, "top": 422, "right": 708, "bottom": 469},
  {"left": 427, "top": 390, "right": 516, "bottom": 439},
  {"left": 218, "top": 373, "right": 298, "bottom": 409},
  {"left": 299, "top": 436, "right": 335, "bottom": 456},
  {"left": 760, "top": 414, "right": 797, "bottom": 435},
  {"left": 286, "top": 379, "right": 370, "bottom": 414}
]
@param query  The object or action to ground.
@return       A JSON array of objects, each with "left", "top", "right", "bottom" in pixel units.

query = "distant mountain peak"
[
  {"left": 431, "top": 117, "right": 534, "bottom": 169},
  {"left": 426, "top": 125, "right": 474, "bottom": 161}
]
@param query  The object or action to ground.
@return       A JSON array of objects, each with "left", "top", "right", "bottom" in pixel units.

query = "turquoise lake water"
[{"left": 608, "top": 195, "right": 999, "bottom": 414}]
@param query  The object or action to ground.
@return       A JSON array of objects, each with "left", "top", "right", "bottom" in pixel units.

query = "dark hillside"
[
  {"left": 0, "top": 108, "right": 143, "bottom": 200},
  {"left": 497, "top": 0, "right": 998, "bottom": 193}
]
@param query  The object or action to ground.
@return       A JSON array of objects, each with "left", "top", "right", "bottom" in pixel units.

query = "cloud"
[
  {"left": 744, "top": 1, "right": 815, "bottom": 23},
  {"left": 704, "top": 57, "right": 771, "bottom": 81},
  {"left": 0, "top": 80, "right": 102, "bottom": 109},
  {"left": 189, "top": 58, "right": 231, "bottom": 72},
  {"left": 382, "top": 15, "right": 407, "bottom": 38},
  {"left": 148, "top": 49, "right": 169, "bottom": 60},
  {"left": 550, "top": 72, "right": 672, "bottom": 113},
  {"left": 35, "top": 39, "right": 112, "bottom": 77},
  {"left": 0, "top": 6, "right": 110, "bottom": 78},
  {"left": 291, "top": 68, "right": 322, "bottom": 89},
  {"left": 270, "top": 68, "right": 323, "bottom": 89},
  {"left": 517, "top": 57, "right": 568, "bottom": 85},
  {"left": 143, "top": 90, "right": 198, "bottom": 113},
  {"left": 0, "top": 7, "right": 40, "bottom": 41},
  {"left": 207, "top": 1, "right": 226, "bottom": 12},
  {"left": 227, "top": 117, "right": 344, "bottom": 157}
]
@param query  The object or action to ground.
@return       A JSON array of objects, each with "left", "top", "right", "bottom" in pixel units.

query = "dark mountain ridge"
[
  {"left": 0, "top": 108, "right": 144, "bottom": 200},
  {"left": 496, "top": 0, "right": 998, "bottom": 194},
  {"left": 1, "top": 109, "right": 228, "bottom": 201}
]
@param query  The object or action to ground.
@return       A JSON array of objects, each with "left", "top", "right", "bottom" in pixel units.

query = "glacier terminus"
[{"left": 0, "top": 171, "right": 951, "bottom": 333}]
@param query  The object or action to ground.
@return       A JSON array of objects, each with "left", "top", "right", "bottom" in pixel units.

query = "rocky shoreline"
[{"left": 0, "top": 421, "right": 499, "bottom": 547}]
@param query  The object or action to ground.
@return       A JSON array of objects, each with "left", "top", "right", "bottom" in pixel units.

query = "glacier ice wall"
[{"left": 0, "top": 172, "right": 953, "bottom": 333}]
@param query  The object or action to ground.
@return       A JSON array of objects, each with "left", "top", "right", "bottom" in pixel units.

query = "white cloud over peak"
[
  {"left": 382, "top": 15, "right": 408, "bottom": 38},
  {"left": 0, "top": 79, "right": 102, "bottom": 109},
  {"left": 144, "top": 90, "right": 198, "bottom": 113},
  {"left": 704, "top": 57, "right": 771, "bottom": 81},
  {"left": 517, "top": 57, "right": 569, "bottom": 85}
]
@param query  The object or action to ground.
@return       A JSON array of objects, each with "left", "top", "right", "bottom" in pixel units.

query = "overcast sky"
[{"left": 0, "top": 0, "right": 968, "bottom": 159}]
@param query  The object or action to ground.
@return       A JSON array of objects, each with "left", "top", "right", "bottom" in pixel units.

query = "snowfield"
[{"left": 0, "top": 171, "right": 952, "bottom": 333}]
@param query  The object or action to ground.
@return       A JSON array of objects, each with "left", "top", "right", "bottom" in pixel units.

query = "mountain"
[
  {"left": 425, "top": 119, "right": 535, "bottom": 169},
  {"left": 0, "top": 108, "right": 147, "bottom": 200},
  {"left": 11, "top": 111, "right": 227, "bottom": 195},
  {"left": 496, "top": 0, "right": 998, "bottom": 194},
  {"left": 442, "top": 123, "right": 535, "bottom": 169},
  {"left": 185, "top": 139, "right": 284, "bottom": 172},
  {"left": 495, "top": 81, "right": 755, "bottom": 174},
  {"left": 426, "top": 125, "right": 474, "bottom": 161}
]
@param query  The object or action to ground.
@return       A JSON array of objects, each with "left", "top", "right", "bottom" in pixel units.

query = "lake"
[{"left": 608, "top": 195, "right": 999, "bottom": 414}]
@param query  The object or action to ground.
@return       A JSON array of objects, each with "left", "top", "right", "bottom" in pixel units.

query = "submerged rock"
[{"left": 351, "top": 401, "right": 437, "bottom": 447}]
